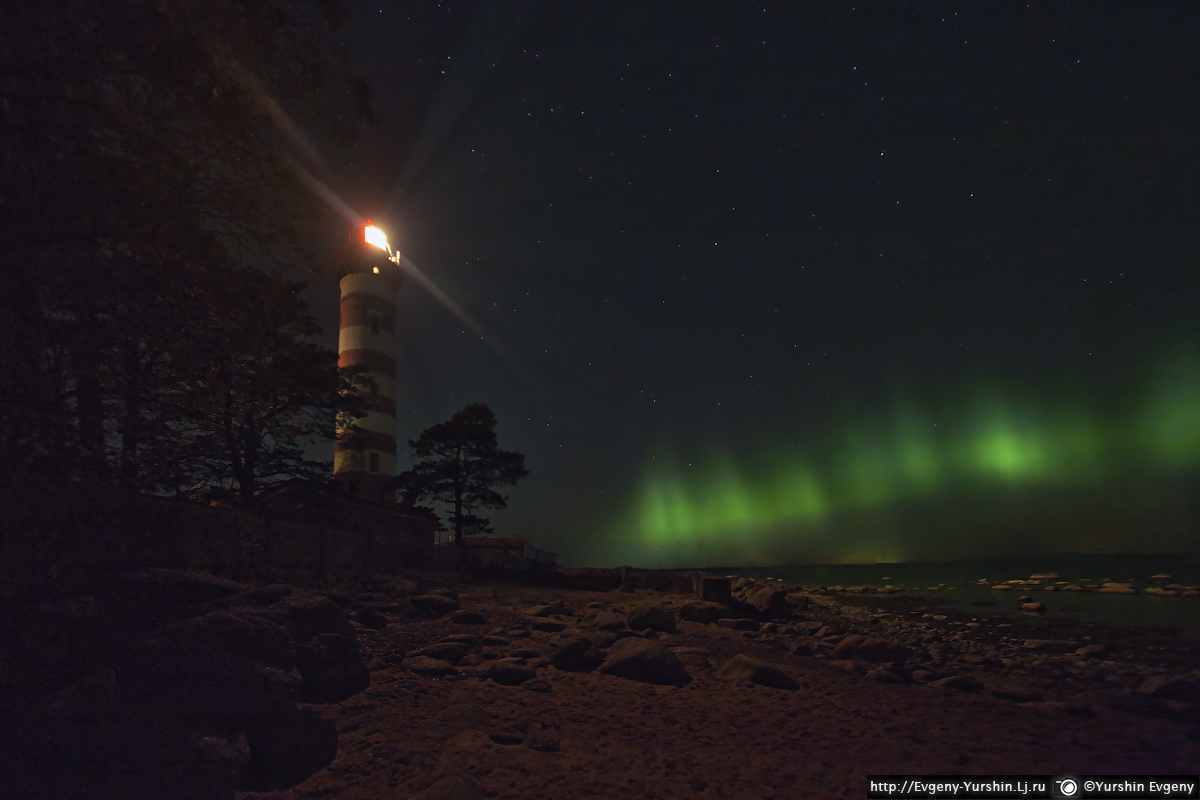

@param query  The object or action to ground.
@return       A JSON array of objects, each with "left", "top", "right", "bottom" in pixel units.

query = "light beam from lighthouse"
[{"left": 334, "top": 222, "right": 403, "bottom": 502}]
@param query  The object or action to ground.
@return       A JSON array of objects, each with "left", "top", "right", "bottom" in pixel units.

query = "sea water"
[{"left": 731, "top": 553, "right": 1200, "bottom": 638}]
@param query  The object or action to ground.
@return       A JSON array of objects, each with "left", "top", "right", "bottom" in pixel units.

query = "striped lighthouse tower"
[{"left": 334, "top": 222, "right": 404, "bottom": 502}]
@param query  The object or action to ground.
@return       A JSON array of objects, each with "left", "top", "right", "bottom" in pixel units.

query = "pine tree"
[{"left": 395, "top": 404, "right": 528, "bottom": 545}]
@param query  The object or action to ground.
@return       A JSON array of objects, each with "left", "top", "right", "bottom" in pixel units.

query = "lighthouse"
[{"left": 334, "top": 222, "right": 404, "bottom": 502}]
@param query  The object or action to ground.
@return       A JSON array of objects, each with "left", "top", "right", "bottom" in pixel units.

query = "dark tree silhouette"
[
  {"left": 162, "top": 266, "right": 371, "bottom": 504},
  {"left": 394, "top": 404, "right": 528, "bottom": 546},
  {"left": 0, "top": 0, "right": 376, "bottom": 491}
]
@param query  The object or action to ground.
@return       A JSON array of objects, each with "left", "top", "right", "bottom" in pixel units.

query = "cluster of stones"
[
  {"left": 790, "top": 570, "right": 1199, "bottom": 598},
  {"left": 765, "top": 579, "right": 1200, "bottom": 729},
  {"left": 346, "top": 571, "right": 1200, "bottom": 756},
  {"left": 375, "top": 578, "right": 938, "bottom": 700},
  {"left": 705, "top": 576, "right": 1196, "bottom": 727},
  {"left": 394, "top": 598, "right": 697, "bottom": 688},
  {"left": 355, "top": 584, "right": 813, "bottom": 694},
  {"left": 972, "top": 572, "right": 1200, "bottom": 599}
]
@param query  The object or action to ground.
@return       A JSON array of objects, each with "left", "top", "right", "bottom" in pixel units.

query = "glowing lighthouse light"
[
  {"left": 362, "top": 220, "right": 402, "bottom": 272},
  {"left": 364, "top": 221, "right": 389, "bottom": 251}
]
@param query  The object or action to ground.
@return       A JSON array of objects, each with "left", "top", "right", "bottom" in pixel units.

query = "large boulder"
[
  {"left": 405, "top": 657, "right": 460, "bottom": 678},
  {"left": 411, "top": 642, "right": 466, "bottom": 665},
  {"left": 717, "top": 654, "right": 798, "bottom": 690},
  {"left": 480, "top": 634, "right": 512, "bottom": 647},
  {"left": 351, "top": 604, "right": 388, "bottom": 629},
  {"left": 2, "top": 569, "right": 371, "bottom": 800},
  {"left": 551, "top": 637, "right": 605, "bottom": 672},
  {"left": 489, "top": 662, "right": 537, "bottom": 686},
  {"left": 440, "top": 633, "right": 480, "bottom": 647},
  {"left": 525, "top": 601, "right": 569, "bottom": 617},
  {"left": 581, "top": 609, "right": 627, "bottom": 631},
  {"left": 678, "top": 601, "right": 727, "bottom": 624},
  {"left": 670, "top": 646, "right": 712, "bottom": 669},
  {"left": 717, "top": 618, "right": 759, "bottom": 631},
  {"left": 89, "top": 568, "right": 245, "bottom": 646},
  {"left": 1136, "top": 674, "right": 1200, "bottom": 702},
  {"left": 410, "top": 594, "right": 461, "bottom": 618},
  {"left": 626, "top": 605, "right": 676, "bottom": 632},
  {"left": 245, "top": 593, "right": 358, "bottom": 643},
  {"left": 243, "top": 707, "right": 338, "bottom": 791},
  {"left": 747, "top": 586, "right": 790, "bottom": 618},
  {"left": 597, "top": 637, "right": 691, "bottom": 686},
  {"left": 112, "top": 610, "right": 301, "bottom": 716},
  {"left": 530, "top": 619, "right": 568, "bottom": 633},
  {"left": 586, "top": 629, "right": 619, "bottom": 648},
  {"left": 0, "top": 667, "right": 251, "bottom": 800},
  {"left": 832, "top": 634, "right": 909, "bottom": 665},
  {"left": 296, "top": 634, "right": 370, "bottom": 703}
]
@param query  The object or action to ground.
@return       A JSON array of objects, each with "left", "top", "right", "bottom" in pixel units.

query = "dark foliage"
[
  {"left": 394, "top": 403, "right": 529, "bottom": 545},
  {"left": 0, "top": 0, "right": 375, "bottom": 501}
]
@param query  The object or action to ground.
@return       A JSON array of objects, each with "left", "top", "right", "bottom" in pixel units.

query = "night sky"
[{"left": 306, "top": 2, "right": 1200, "bottom": 567}]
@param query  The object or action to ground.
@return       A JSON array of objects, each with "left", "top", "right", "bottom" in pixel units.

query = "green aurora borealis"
[{"left": 605, "top": 353, "right": 1200, "bottom": 568}]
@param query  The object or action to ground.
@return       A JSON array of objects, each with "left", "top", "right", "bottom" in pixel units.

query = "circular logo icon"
[{"left": 1058, "top": 779, "right": 1078, "bottom": 797}]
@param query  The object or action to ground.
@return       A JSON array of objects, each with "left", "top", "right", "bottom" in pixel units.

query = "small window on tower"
[
  {"left": 369, "top": 312, "right": 380, "bottom": 334},
  {"left": 369, "top": 452, "right": 379, "bottom": 473}
]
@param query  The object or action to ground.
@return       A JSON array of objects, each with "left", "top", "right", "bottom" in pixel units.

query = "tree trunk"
[
  {"left": 262, "top": 516, "right": 274, "bottom": 568},
  {"left": 239, "top": 429, "right": 257, "bottom": 506},
  {"left": 453, "top": 482, "right": 464, "bottom": 546},
  {"left": 223, "top": 400, "right": 257, "bottom": 506},
  {"left": 118, "top": 342, "right": 142, "bottom": 489},
  {"left": 74, "top": 307, "right": 108, "bottom": 482},
  {"left": 75, "top": 369, "right": 106, "bottom": 481},
  {"left": 239, "top": 473, "right": 257, "bottom": 506}
]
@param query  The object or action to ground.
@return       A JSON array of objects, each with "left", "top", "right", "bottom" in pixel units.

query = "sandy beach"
[{"left": 237, "top": 573, "right": 1200, "bottom": 800}]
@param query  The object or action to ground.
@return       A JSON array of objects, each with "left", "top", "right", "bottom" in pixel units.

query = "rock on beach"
[
  {"left": 410, "top": 594, "right": 461, "bottom": 618},
  {"left": 717, "top": 654, "right": 799, "bottom": 690},
  {"left": 405, "top": 656, "right": 460, "bottom": 677},
  {"left": 596, "top": 637, "right": 692, "bottom": 686},
  {"left": 831, "top": 634, "right": 909, "bottom": 665},
  {"left": 627, "top": 605, "right": 677, "bottom": 632},
  {"left": 678, "top": 601, "right": 728, "bottom": 624}
]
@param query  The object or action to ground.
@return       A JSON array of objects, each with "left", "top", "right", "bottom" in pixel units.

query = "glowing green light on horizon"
[
  {"left": 893, "top": 407, "right": 943, "bottom": 492},
  {"left": 700, "top": 455, "right": 756, "bottom": 528},
  {"left": 766, "top": 462, "right": 828, "bottom": 521},
  {"left": 621, "top": 354, "right": 1200, "bottom": 564},
  {"left": 1140, "top": 355, "right": 1200, "bottom": 465},
  {"left": 969, "top": 418, "right": 1048, "bottom": 480}
]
